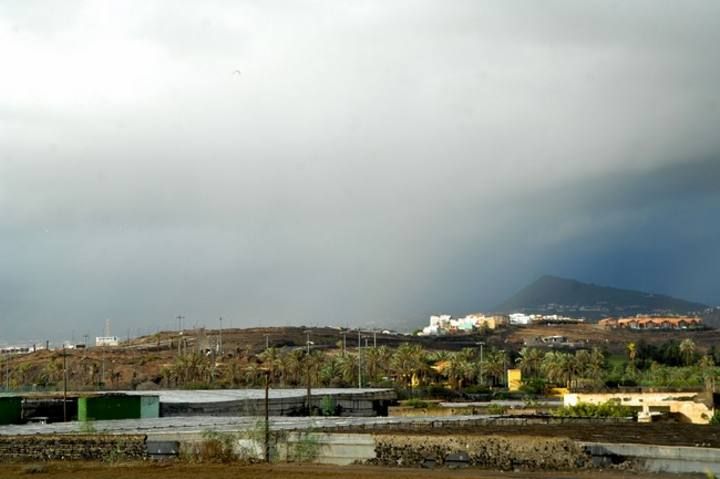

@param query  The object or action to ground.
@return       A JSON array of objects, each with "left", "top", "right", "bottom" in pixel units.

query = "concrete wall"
[
  {"left": 585, "top": 442, "right": 720, "bottom": 475},
  {"left": 565, "top": 392, "right": 714, "bottom": 424}
]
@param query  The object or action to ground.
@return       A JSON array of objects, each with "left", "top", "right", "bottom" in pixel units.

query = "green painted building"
[
  {"left": 0, "top": 396, "right": 22, "bottom": 425},
  {"left": 77, "top": 394, "right": 159, "bottom": 421}
]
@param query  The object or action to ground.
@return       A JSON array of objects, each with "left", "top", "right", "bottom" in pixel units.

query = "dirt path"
[{"left": 0, "top": 463, "right": 702, "bottom": 479}]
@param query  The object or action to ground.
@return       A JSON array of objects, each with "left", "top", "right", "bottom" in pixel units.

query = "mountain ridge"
[{"left": 495, "top": 275, "right": 708, "bottom": 321}]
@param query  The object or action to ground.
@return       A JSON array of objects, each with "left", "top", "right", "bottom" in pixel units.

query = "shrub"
[
  {"left": 519, "top": 378, "right": 546, "bottom": 396},
  {"left": 554, "top": 400, "right": 633, "bottom": 418},
  {"left": 404, "top": 398, "right": 430, "bottom": 409},
  {"left": 486, "top": 403, "right": 507, "bottom": 415},
  {"left": 320, "top": 395, "right": 337, "bottom": 416},
  {"left": 288, "top": 431, "right": 321, "bottom": 463},
  {"left": 425, "top": 384, "right": 458, "bottom": 400},
  {"left": 183, "top": 430, "right": 239, "bottom": 463},
  {"left": 709, "top": 410, "right": 720, "bottom": 425},
  {"left": 462, "top": 384, "right": 491, "bottom": 395}
]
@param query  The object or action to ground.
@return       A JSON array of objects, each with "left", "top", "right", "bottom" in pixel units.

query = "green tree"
[
  {"left": 516, "top": 347, "right": 544, "bottom": 378},
  {"left": 699, "top": 355, "right": 716, "bottom": 392},
  {"left": 390, "top": 343, "right": 427, "bottom": 387},
  {"left": 482, "top": 349, "right": 507, "bottom": 387},
  {"left": 679, "top": 339, "right": 696, "bottom": 366}
]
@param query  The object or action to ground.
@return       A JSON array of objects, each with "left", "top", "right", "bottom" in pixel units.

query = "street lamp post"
[
  {"left": 357, "top": 329, "right": 362, "bottom": 389},
  {"left": 62, "top": 346, "right": 68, "bottom": 422},
  {"left": 476, "top": 341, "right": 485, "bottom": 386},
  {"left": 264, "top": 369, "right": 270, "bottom": 462},
  {"left": 219, "top": 316, "right": 223, "bottom": 355},
  {"left": 500, "top": 350, "right": 507, "bottom": 388}
]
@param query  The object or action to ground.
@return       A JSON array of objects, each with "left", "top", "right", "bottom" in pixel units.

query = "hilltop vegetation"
[{"left": 2, "top": 326, "right": 720, "bottom": 396}]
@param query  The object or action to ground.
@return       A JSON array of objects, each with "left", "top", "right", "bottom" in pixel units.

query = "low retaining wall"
[
  {"left": 0, "top": 435, "right": 146, "bottom": 461},
  {"left": 370, "top": 434, "right": 592, "bottom": 470},
  {"left": 585, "top": 442, "right": 720, "bottom": 475},
  {"left": 332, "top": 415, "right": 632, "bottom": 432}
]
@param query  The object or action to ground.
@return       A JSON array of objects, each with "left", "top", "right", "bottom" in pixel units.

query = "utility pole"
[
  {"left": 265, "top": 334, "right": 269, "bottom": 350},
  {"left": 264, "top": 370, "right": 270, "bottom": 463},
  {"left": 342, "top": 331, "right": 347, "bottom": 357},
  {"left": 219, "top": 316, "right": 223, "bottom": 355},
  {"left": 501, "top": 350, "right": 507, "bottom": 388},
  {"left": 176, "top": 315, "right": 185, "bottom": 357},
  {"left": 305, "top": 364, "right": 312, "bottom": 416},
  {"left": 305, "top": 330, "right": 311, "bottom": 355},
  {"left": 477, "top": 341, "right": 485, "bottom": 386},
  {"left": 357, "top": 329, "right": 362, "bottom": 389},
  {"left": 373, "top": 330, "right": 377, "bottom": 348},
  {"left": 100, "top": 346, "right": 105, "bottom": 389},
  {"left": 83, "top": 334, "right": 89, "bottom": 348},
  {"left": 62, "top": 346, "right": 68, "bottom": 422}
]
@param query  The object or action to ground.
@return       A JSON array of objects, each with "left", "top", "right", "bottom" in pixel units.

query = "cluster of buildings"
[
  {"left": 598, "top": 315, "right": 703, "bottom": 330},
  {"left": 419, "top": 312, "right": 584, "bottom": 336},
  {"left": 420, "top": 314, "right": 507, "bottom": 336}
]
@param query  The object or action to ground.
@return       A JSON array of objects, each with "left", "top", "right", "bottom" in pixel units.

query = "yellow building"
[{"left": 507, "top": 368, "right": 522, "bottom": 392}]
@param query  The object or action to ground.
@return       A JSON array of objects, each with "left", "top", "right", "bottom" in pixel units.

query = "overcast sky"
[{"left": 1, "top": 1, "right": 719, "bottom": 342}]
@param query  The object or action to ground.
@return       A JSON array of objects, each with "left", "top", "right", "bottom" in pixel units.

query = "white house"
[
  {"left": 509, "top": 313, "right": 532, "bottom": 325},
  {"left": 95, "top": 336, "right": 119, "bottom": 347}
]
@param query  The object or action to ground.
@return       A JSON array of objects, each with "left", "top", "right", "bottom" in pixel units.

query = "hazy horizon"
[{"left": 2, "top": 1, "right": 719, "bottom": 341}]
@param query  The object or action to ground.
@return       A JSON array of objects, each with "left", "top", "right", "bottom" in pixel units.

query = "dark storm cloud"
[{"left": 1, "top": 1, "right": 719, "bottom": 341}]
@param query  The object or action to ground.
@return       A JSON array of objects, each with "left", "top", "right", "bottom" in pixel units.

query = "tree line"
[{"left": 4, "top": 338, "right": 716, "bottom": 394}]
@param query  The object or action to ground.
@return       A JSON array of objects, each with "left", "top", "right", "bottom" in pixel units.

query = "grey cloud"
[{"left": 1, "top": 1, "right": 720, "bottom": 341}]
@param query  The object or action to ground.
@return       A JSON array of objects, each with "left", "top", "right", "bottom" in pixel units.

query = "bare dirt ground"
[{"left": 0, "top": 462, "right": 702, "bottom": 479}]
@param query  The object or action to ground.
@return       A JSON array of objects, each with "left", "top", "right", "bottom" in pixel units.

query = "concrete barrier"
[
  {"left": 284, "top": 432, "right": 375, "bottom": 465},
  {"left": 584, "top": 442, "right": 720, "bottom": 474}
]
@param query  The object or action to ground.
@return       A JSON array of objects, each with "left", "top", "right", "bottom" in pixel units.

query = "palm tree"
[
  {"left": 443, "top": 352, "right": 474, "bottom": 390},
  {"left": 337, "top": 352, "right": 359, "bottom": 386},
  {"left": 302, "top": 350, "right": 326, "bottom": 387},
  {"left": 626, "top": 342, "right": 637, "bottom": 366},
  {"left": 483, "top": 349, "right": 506, "bottom": 387},
  {"left": 258, "top": 347, "right": 282, "bottom": 385},
  {"left": 364, "top": 346, "right": 391, "bottom": 385},
  {"left": 283, "top": 349, "right": 306, "bottom": 386},
  {"left": 586, "top": 348, "right": 606, "bottom": 387},
  {"left": 541, "top": 351, "right": 570, "bottom": 388},
  {"left": 516, "top": 347, "right": 543, "bottom": 378},
  {"left": 319, "top": 356, "right": 344, "bottom": 387},
  {"left": 679, "top": 339, "right": 696, "bottom": 366},
  {"left": 390, "top": 343, "right": 427, "bottom": 387},
  {"left": 698, "top": 354, "right": 715, "bottom": 392}
]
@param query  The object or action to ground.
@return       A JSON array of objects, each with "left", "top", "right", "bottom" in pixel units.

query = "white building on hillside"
[
  {"left": 95, "top": 336, "right": 119, "bottom": 347},
  {"left": 509, "top": 313, "right": 533, "bottom": 325}
]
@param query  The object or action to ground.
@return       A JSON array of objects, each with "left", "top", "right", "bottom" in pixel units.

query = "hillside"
[
  {"left": 6, "top": 323, "right": 720, "bottom": 393},
  {"left": 495, "top": 275, "right": 708, "bottom": 320}
]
